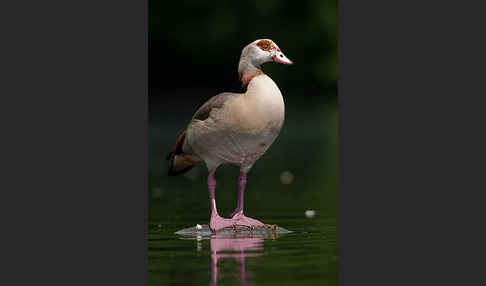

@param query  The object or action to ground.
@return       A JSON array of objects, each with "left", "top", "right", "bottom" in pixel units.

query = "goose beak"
[{"left": 273, "top": 51, "right": 293, "bottom": 65}]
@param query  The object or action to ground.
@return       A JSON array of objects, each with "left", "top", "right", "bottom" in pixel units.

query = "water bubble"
[
  {"left": 305, "top": 210, "right": 316, "bottom": 218},
  {"left": 280, "top": 171, "right": 294, "bottom": 184}
]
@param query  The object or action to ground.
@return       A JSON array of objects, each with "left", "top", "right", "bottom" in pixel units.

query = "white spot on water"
[
  {"left": 305, "top": 210, "right": 316, "bottom": 218},
  {"left": 280, "top": 171, "right": 294, "bottom": 184},
  {"left": 196, "top": 224, "right": 202, "bottom": 230}
]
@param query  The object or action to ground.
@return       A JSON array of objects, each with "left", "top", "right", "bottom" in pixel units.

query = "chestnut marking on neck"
[
  {"left": 239, "top": 70, "right": 264, "bottom": 88},
  {"left": 256, "top": 39, "right": 280, "bottom": 52}
]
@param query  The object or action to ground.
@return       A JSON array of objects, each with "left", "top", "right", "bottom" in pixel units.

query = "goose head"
[
  {"left": 239, "top": 39, "right": 293, "bottom": 68},
  {"left": 238, "top": 39, "right": 293, "bottom": 86}
]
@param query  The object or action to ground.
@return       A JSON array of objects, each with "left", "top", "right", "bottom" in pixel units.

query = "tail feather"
[
  {"left": 168, "top": 154, "right": 197, "bottom": 176},
  {"left": 167, "top": 128, "right": 198, "bottom": 176}
]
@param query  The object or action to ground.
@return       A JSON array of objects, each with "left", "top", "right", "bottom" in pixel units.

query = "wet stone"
[{"left": 175, "top": 224, "right": 292, "bottom": 237}]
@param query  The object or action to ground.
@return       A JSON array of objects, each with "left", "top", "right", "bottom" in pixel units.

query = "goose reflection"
[
  {"left": 176, "top": 225, "right": 287, "bottom": 285},
  {"left": 210, "top": 234, "right": 268, "bottom": 286}
]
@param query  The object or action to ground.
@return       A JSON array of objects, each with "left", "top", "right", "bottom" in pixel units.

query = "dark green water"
[
  {"left": 149, "top": 94, "right": 337, "bottom": 285},
  {"left": 149, "top": 209, "right": 337, "bottom": 286}
]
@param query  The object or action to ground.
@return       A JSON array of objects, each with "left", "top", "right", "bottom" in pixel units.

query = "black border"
[
  {"left": 339, "top": 1, "right": 485, "bottom": 285},
  {"left": 2, "top": 0, "right": 147, "bottom": 284}
]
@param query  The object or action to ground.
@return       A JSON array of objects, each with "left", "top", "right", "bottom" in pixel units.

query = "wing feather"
[{"left": 192, "top": 92, "right": 239, "bottom": 121}]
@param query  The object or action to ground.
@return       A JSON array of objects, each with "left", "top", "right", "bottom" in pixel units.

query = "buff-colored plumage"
[
  {"left": 167, "top": 39, "right": 293, "bottom": 231},
  {"left": 184, "top": 73, "right": 284, "bottom": 173},
  {"left": 168, "top": 39, "right": 292, "bottom": 175}
]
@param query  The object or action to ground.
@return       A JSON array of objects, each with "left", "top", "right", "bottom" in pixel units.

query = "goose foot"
[
  {"left": 231, "top": 211, "right": 265, "bottom": 228},
  {"left": 209, "top": 214, "right": 237, "bottom": 232}
]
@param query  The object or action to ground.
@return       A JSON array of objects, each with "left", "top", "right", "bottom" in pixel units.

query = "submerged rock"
[{"left": 175, "top": 224, "right": 292, "bottom": 237}]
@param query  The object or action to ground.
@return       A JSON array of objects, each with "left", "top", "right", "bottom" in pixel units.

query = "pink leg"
[
  {"left": 230, "top": 172, "right": 246, "bottom": 217},
  {"left": 208, "top": 169, "right": 236, "bottom": 231},
  {"left": 230, "top": 172, "right": 265, "bottom": 227}
]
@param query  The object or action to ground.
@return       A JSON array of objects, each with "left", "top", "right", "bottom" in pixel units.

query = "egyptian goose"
[{"left": 167, "top": 39, "right": 293, "bottom": 231}]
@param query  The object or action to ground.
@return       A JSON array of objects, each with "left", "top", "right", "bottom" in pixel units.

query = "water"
[
  {"left": 149, "top": 93, "right": 337, "bottom": 285},
  {"left": 149, "top": 209, "right": 337, "bottom": 286}
]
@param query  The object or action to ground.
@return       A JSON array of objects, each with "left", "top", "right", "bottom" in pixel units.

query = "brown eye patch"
[{"left": 256, "top": 40, "right": 280, "bottom": 52}]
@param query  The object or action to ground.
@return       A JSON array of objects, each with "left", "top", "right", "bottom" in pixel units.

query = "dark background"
[{"left": 149, "top": 0, "right": 337, "bottom": 95}]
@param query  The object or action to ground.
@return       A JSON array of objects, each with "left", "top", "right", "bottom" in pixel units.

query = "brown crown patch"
[{"left": 256, "top": 40, "right": 280, "bottom": 52}]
